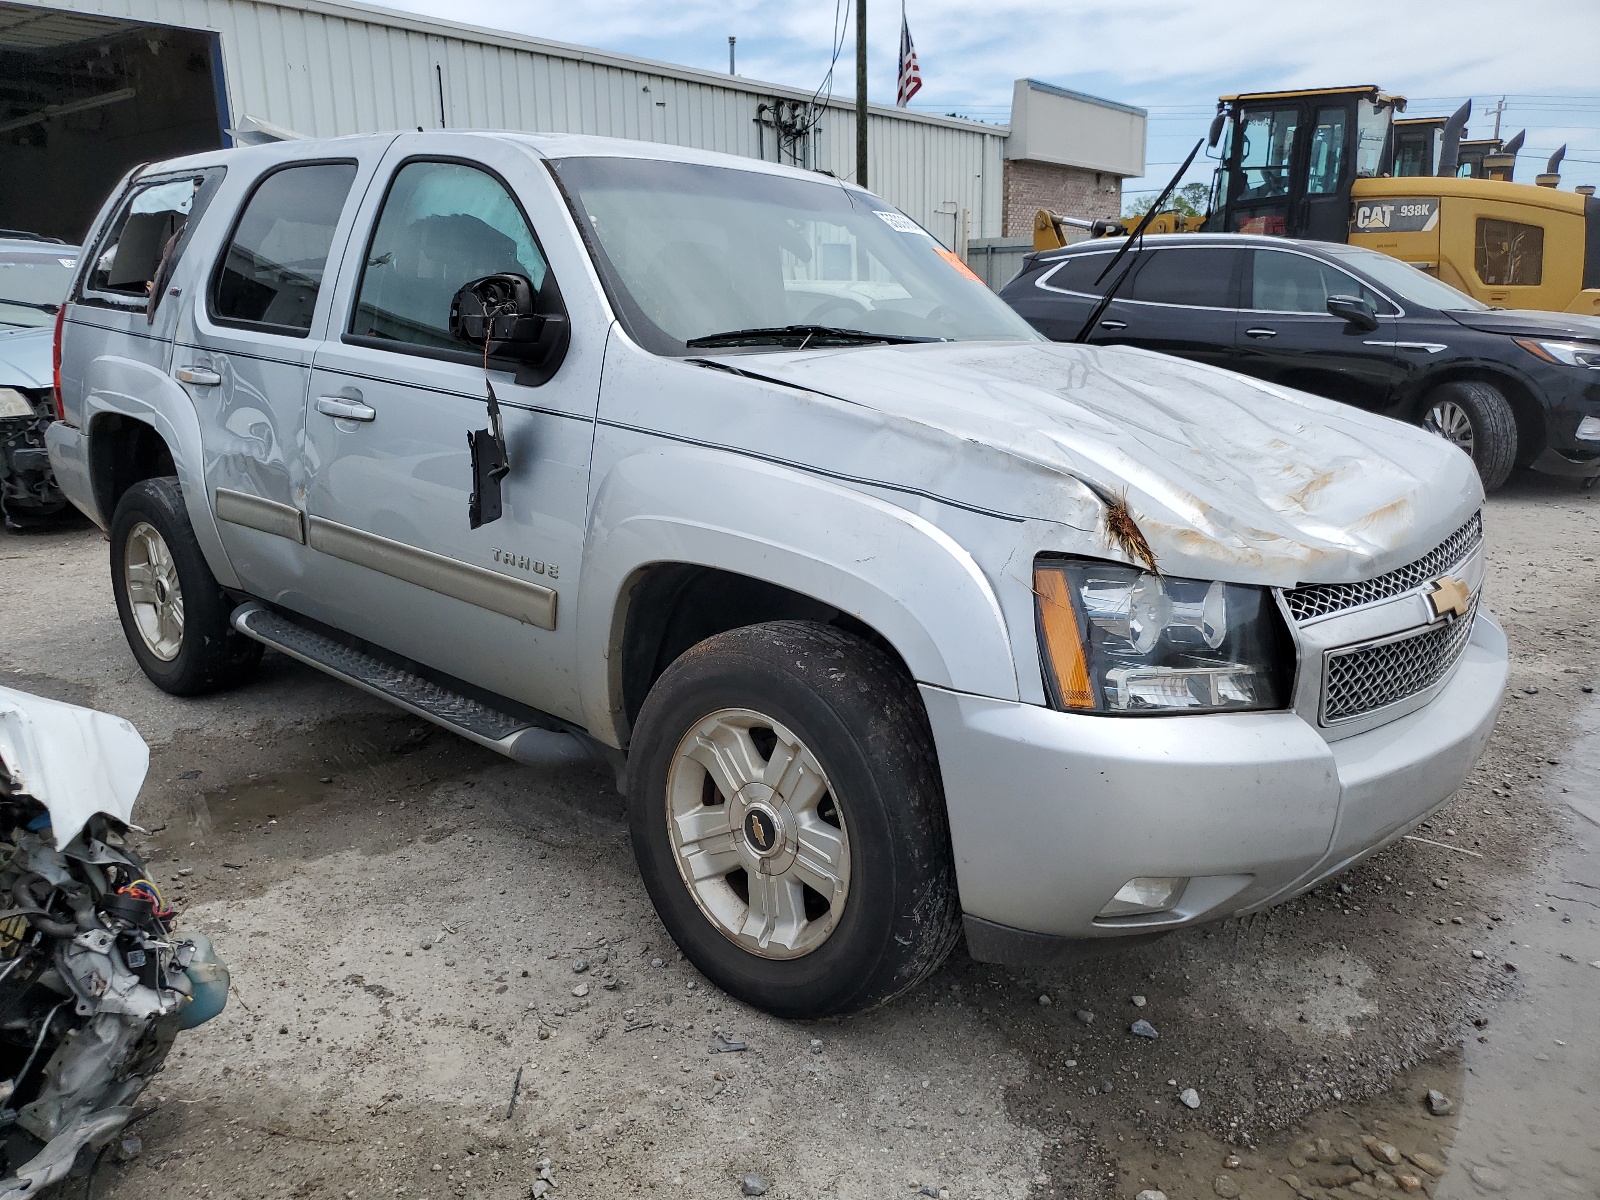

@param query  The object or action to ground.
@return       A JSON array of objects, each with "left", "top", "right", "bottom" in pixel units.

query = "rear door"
[
  {"left": 174, "top": 143, "right": 388, "bottom": 601},
  {"left": 298, "top": 135, "right": 603, "bottom": 725},
  {"left": 1232, "top": 247, "right": 1403, "bottom": 410},
  {"left": 1086, "top": 244, "right": 1244, "bottom": 370}
]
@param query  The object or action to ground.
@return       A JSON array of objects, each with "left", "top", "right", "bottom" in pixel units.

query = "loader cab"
[
  {"left": 1394, "top": 117, "right": 1447, "bottom": 177},
  {"left": 1204, "top": 86, "right": 1403, "bottom": 242}
]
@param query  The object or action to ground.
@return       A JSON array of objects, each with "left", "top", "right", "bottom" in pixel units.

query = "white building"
[{"left": 0, "top": 0, "right": 1144, "bottom": 264}]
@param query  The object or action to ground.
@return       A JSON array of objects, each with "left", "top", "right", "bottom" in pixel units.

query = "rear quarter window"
[
  {"left": 1038, "top": 252, "right": 1119, "bottom": 295},
  {"left": 84, "top": 172, "right": 222, "bottom": 306}
]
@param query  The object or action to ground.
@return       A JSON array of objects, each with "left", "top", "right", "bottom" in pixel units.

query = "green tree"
[{"left": 1124, "top": 181, "right": 1211, "bottom": 219}]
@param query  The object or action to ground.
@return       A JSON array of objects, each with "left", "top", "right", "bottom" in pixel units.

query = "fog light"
[
  {"left": 1577, "top": 415, "right": 1600, "bottom": 442},
  {"left": 1098, "top": 876, "right": 1188, "bottom": 917}
]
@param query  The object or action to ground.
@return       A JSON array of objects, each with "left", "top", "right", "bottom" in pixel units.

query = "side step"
[{"left": 230, "top": 601, "right": 579, "bottom": 765}]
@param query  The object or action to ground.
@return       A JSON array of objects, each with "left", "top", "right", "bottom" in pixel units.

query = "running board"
[{"left": 230, "top": 601, "right": 579, "bottom": 765}]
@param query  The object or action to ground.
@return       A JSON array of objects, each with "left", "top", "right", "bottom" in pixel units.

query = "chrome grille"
[
  {"left": 1321, "top": 596, "right": 1479, "bottom": 723},
  {"left": 1284, "top": 512, "right": 1483, "bottom": 623}
]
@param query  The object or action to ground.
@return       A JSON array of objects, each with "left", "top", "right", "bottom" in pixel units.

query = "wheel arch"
[
  {"left": 1408, "top": 365, "right": 1546, "bottom": 467},
  {"left": 80, "top": 358, "right": 241, "bottom": 590},
  {"left": 577, "top": 448, "right": 1018, "bottom": 749}
]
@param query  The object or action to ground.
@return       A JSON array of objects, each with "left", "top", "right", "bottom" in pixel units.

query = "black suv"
[{"left": 1000, "top": 234, "right": 1600, "bottom": 490}]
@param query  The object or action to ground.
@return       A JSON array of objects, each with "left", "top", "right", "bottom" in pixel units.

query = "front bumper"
[{"left": 924, "top": 610, "right": 1506, "bottom": 958}]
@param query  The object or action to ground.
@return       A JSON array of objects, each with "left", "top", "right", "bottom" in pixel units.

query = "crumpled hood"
[
  {"left": 736, "top": 340, "right": 1482, "bottom": 587},
  {"left": 1445, "top": 307, "right": 1600, "bottom": 341},
  {"left": 0, "top": 686, "right": 148, "bottom": 849},
  {"left": 0, "top": 325, "right": 53, "bottom": 390}
]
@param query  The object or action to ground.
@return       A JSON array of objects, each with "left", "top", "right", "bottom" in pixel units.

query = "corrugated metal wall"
[{"left": 20, "top": 0, "right": 1008, "bottom": 242}]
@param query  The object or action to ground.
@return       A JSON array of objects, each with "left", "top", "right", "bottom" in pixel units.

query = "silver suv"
[{"left": 48, "top": 132, "right": 1506, "bottom": 1017}]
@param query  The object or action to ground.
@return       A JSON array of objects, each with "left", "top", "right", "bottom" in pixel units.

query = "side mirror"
[
  {"left": 1327, "top": 294, "right": 1379, "bottom": 332},
  {"left": 450, "top": 273, "right": 544, "bottom": 349}
]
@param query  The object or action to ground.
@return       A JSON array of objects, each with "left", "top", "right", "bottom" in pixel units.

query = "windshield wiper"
[
  {"left": 685, "top": 324, "right": 945, "bottom": 349},
  {"left": 0, "top": 298, "right": 59, "bottom": 315}
]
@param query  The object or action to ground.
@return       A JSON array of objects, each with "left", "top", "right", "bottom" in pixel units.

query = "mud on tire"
[{"left": 627, "top": 621, "right": 961, "bottom": 1019}]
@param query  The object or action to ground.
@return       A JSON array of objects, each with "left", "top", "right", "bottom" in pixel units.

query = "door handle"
[
  {"left": 316, "top": 395, "right": 376, "bottom": 422},
  {"left": 175, "top": 366, "right": 221, "bottom": 387},
  {"left": 1244, "top": 328, "right": 1278, "bottom": 339},
  {"left": 1099, "top": 320, "right": 1128, "bottom": 330}
]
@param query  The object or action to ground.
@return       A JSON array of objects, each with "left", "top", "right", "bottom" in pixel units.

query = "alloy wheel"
[
  {"left": 664, "top": 707, "right": 850, "bottom": 960},
  {"left": 1424, "top": 400, "right": 1475, "bottom": 456},
  {"left": 123, "top": 521, "right": 184, "bottom": 662}
]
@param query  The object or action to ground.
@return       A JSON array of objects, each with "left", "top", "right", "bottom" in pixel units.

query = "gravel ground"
[{"left": 1, "top": 470, "right": 1596, "bottom": 1200}]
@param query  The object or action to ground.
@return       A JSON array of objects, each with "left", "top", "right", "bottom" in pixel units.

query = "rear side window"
[
  {"left": 1039, "top": 252, "right": 1119, "bottom": 295},
  {"left": 212, "top": 162, "right": 359, "bottom": 334},
  {"left": 1475, "top": 218, "right": 1543, "bottom": 287},
  {"left": 88, "top": 176, "right": 208, "bottom": 298},
  {"left": 350, "top": 160, "right": 548, "bottom": 352},
  {"left": 1247, "top": 250, "right": 1387, "bottom": 313},
  {"left": 1125, "top": 247, "right": 1240, "bottom": 307}
]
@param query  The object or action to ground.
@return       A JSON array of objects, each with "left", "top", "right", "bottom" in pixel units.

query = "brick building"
[{"left": 1000, "top": 80, "right": 1147, "bottom": 237}]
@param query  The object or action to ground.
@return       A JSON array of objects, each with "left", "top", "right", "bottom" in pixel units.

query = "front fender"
[
  {"left": 577, "top": 446, "right": 1017, "bottom": 746},
  {"left": 81, "top": 355, "right": 240, "bottom": 591}
]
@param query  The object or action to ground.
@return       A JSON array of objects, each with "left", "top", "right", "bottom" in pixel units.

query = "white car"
[{"left": 47, "top": 132, "right": 1504, "bottom": 1017}]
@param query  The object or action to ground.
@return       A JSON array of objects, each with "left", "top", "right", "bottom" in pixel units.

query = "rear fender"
[
  {"left": 82, "top": 355, "right": 240, "bottom": 590},
  {"left": 577, "top": 447, "right": 1017, "bottom": 747}
]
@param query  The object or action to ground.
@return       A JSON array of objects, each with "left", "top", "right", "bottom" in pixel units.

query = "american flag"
[{"left": 896, "top": 6, "right": 922, "bottom": 108}]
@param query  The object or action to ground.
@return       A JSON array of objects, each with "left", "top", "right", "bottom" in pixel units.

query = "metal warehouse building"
[{"left": 0, "top": 0, "right": 1145, "bottom": 261}]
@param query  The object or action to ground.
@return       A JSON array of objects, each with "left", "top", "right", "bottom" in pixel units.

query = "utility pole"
[
  {"left": 728, "top": 37, "right": 736, "bottom": 75},
  {"left": 855, "top": 0, "right": 867, "bottom": 188},
  {"left": 1491, "top": 95, "right": 1505, "bottom": 140}
]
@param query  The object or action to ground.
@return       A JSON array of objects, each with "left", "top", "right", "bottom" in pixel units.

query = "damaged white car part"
[{"left": 0, "top": 686, "right": 228, "bottom": 1196}]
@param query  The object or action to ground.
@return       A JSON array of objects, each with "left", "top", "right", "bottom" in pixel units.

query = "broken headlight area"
[
  {"left": 1033, "top": 558, "right": 1294, "bottom": 714},
  {"left": 0, "top": 794, "right": 227, "bottom": 1194},
  {"left": 0, "top": 388, "right": 65, "bottom": 525}
]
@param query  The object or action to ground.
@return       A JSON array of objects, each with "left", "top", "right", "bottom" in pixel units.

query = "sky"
[{"left": 382, "top": 0, "right": 1600, "bottom": 203}]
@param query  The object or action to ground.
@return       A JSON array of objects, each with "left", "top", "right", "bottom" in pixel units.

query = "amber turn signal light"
[{"left": 1034, "top": 565, "right": 1095, "bottom": 710}]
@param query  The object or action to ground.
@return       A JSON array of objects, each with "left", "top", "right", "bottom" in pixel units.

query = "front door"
[
  {"left": 300, "top": 138, "right": 601, "bottom": 725},
  {"left": 175, "top": 147, "right": 384, "bottom": 601},
  {"left": 1231, "top": 247, "right": 1402, "bottom": 411}
]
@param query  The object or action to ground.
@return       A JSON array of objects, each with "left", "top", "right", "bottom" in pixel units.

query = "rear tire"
[
  {"left": 627, "top": 621, "right": 960, "bottom": 1019},
  {"left": 110, "top": 476, "right": 262, "bottom": 696},
  {"left": 1421, "top": 380, "right": 1516, "bottom": 492}
]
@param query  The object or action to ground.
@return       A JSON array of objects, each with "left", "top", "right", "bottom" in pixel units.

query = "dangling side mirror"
[
  {"left": 1326, "top": 294, "right": 1380, "bottom": 332},
  {"left": 449, "top": 273, "right": 570, "bottom": 384}
]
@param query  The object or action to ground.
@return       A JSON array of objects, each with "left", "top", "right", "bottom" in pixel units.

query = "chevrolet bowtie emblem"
[{"left": 1426, "top": 575, "right": 1471, "bottom": 621}]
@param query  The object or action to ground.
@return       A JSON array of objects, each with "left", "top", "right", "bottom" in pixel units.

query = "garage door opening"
[{"left": 0, "top": 2, "right": 228, "bottom": 243}]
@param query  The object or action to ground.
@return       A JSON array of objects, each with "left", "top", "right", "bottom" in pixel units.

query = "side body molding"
[{"left": 576, "top": 445, "right": 1018, "bottom": 747}]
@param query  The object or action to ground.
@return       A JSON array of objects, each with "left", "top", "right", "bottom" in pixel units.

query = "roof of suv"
[
  {"left": 133, "top": 129, "right": 865, "bottom": 191},
  {"left": 1036, "top": 233, "right": 1351, "bottom": 260}
]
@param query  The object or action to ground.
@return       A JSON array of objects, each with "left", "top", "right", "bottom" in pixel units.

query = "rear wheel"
[
  {"left": 110, "top": 477, "right": 262, "bottom": 695},
  {"left": 627, "top": 621, "right": 960, "bottom": 1018},
  {"left": 1421, "top": 380, "right": 1516, "bottom": 491}
]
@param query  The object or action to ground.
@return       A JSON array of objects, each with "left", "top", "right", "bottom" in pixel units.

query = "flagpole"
[{"left": 855, "top": 0, "right": 868, "bottom": 188}]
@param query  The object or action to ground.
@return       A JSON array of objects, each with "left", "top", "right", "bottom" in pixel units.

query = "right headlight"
[{"left": 1033, "top": 558, "right": 1294, "bottom": 714}]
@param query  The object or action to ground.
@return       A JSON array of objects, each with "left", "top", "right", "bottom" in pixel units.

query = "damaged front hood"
[
  {"left": 736, "top": 340, "right": 1482, "bottom": 587},
  {"left": 0, "top": 686, "right": 148, "bottom": 848}
]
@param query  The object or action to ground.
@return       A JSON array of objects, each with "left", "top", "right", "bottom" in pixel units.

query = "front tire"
[
  {"left": 1421, "top": 380, "right": 1516, "bottom": 491},
  {"left": 627, "top": 621, "right": 960, "bottom": 1019},
  {"left": 110, "top": 476, "right": 262, "bottom": 695}
]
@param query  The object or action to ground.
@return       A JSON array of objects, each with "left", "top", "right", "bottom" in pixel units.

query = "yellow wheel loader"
[{"left": 1033, "top": 87, "right": 1600, "bottom": 317}]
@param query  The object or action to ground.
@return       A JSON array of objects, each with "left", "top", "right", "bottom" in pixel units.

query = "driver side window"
[{"left": 351, "top": 161, "right": 548, "bottom": 351}]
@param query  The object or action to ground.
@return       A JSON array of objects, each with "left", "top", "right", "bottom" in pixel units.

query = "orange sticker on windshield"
[{"left": 936, "top": 246, "right": 984, "bottom": 285}]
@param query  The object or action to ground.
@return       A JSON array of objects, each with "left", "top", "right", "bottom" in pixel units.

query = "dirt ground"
[{"left": 2, "top": 471, "right": 1597, "bottom": 1200}]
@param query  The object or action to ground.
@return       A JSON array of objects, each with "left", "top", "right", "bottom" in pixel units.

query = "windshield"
[
  {"left": 549, "top": 156, "right": 1039, "bottom": 354},
  {"left": 0, "top": 246, "right": 78, "bottom": 328},
  {"left": 1329, "top": 245, "right": 1489, "bottom": 311}
]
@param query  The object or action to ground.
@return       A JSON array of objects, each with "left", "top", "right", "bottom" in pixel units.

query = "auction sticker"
[
  {"left": 874, "top": 210, "right": 929, "bottom": 235},
  {"left": 1351, "top": 198, "right": 1439, "bottom": 234}
]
